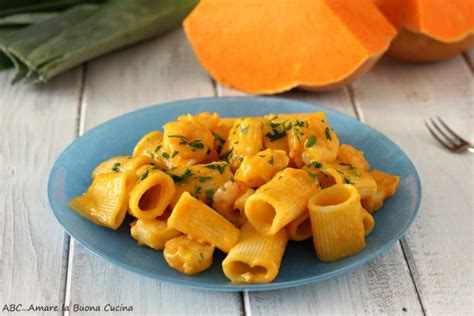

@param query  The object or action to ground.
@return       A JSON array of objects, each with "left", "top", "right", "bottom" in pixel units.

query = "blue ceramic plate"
[{"left": 48, "top": 97, "right": 421, "bottom": 291}]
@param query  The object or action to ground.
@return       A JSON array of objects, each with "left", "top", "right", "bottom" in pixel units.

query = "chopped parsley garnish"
[
  {"left": 206, "top": 163, "right": 226, "bottom": 174},
  {"left": 305, "top": 135, "right": 317, "bottom": 148},
  {"left": 168, "top": 135, "right": 205, "bottom": 151},
  {"left": 154, "top": 145, "right": 162, "bottom": 153},
  {"left": 240, "top": 124, "right": 249, "bottom": 134},
  {"left": 168, "top": 135, "right": 188, "bottom": 140},
  {"left": 172, "top": 151, "right": 179, "bottom": 158},
  {"left": 212, "top": 132, "right": 225, "bottom": 152},
  {"left": 192, "top": 186, "right": 202, "bottom": 197},
  {"left": 308, "top": 161, "right": 323, "bottom": 169},
  {"left": 185, "top": 139, "right": 205, "bottom": 151},
  {"left": 220, "top": 184, "right": 227, "bottom": 192},
  {"left": 294, "top": 120, "right": 308, "bottom": 127},
  {"left": 338, "top": 162, "right": 352, "bottom": 166},
  {"left": 212, "top": 132, "right": 225, "bottom": 144},
  {"left": 269, "top": 156, "right": 274, "bottom": 165},
  {"left": 162, "top": 152, "right": 170, "bottom": 159},
  {"left": 343, "top": 176, "right": 354, "bottom": 184},
  {"left": 199, "top": 252, "right": 204, "bottom": 260},
  {"left": 265, "top": 119, "right": 292, "bottom": 142},
  {"left": 112, "top": 162, "right": 121, "bottom": 173},
  {"left": 306, "top": 171, "right": 318, "bottom": 181},
  {"left": 140, "top": 169, "right": 150, "bottom": 181},
  {"left": 171, "top": 168, "right": 193, "bottom": 184},
  {"left": 229, "top": 177, "right": 235, "bottom": 183},
  {"left": 339, "top": 162, "right": 361, "bottom": 177},
  {"left": 220, "top": 149, "right": 233, "bottom": 162},
  {"left": 351, "top": 168, "right": 361, "bottom": 177},
  {"left": 198, "top": 176, "right": 212, "bottom": 183},
  {"left": 325, "top": 127, "right": 332, "bottom": 140},
  {"left": 266, "top": 129, "right": 287, "bottom": 142},
  {"left": 146, "top": 150, "right": 155, "bottom": 159},
  {"left": 205, "top": 189, "right": 215, "bottom": 205}
]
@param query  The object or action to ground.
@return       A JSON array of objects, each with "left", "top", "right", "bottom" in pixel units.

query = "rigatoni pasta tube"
[
  {"left": 361, "top": 208, "right": 375, "bottom": 236},
  {"left": 286, "top": 211, "right": 312, "bottom": 241},
  {"left": 222, "top": 223, "right": 288, "bottom": 284},
  {"left": 168, "top": 192, "right": 240, "bottom": 253},
  {"left": 245, "top": 168, "right": 318, "bottom": 235},
  {"left": 308, "top": 184, "right": 366, "bottom": 261},
  {"left": 68, "top": 171, "right": 137, "bottom": 229},
  {"left": 129, "top": 169, "right": 176, "bottom": 220}
]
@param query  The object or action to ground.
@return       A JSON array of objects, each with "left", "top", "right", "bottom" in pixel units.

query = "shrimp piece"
[
  {"left": 213, "top": 180, "right": 249, "bottom": 226},
  {"left": 163, "top": 120, "right": 214, "bottom": 166}
]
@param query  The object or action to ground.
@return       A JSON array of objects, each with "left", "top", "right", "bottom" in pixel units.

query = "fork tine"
[
  {"left": 436, "top": 116, "right": 469, "bottom": 144},
  {"left": 430, "top": 118, "right": 458, "bottom": 146},
  {"left": 425, "top": 120, "right": 454, "bottom": 150}
]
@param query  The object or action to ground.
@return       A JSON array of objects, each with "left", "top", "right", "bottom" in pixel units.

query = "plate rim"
[{"left": 47, "top": 96, "right": 422, "bottom": 292}]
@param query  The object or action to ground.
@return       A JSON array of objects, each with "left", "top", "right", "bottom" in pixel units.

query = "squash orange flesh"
[{"left": 184, "top": 0, "right": 396, "bottom": 94}]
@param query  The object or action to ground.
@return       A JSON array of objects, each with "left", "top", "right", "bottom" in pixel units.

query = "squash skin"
[
  {"left": 373, "top": 0, "right": 474, "bottom": 62},
  {"left": 184, "top": 0, "right": 396, "bottom": 94},
  {"left": 387, "top": 28, "right": 474, "bottom": 62}
]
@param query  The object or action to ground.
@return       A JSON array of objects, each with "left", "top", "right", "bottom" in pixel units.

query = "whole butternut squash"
[
  {"left": 184, "top": 0, "right": 396, "bottom": 94},
  {"left": 373, "top": 0, "right": 474, "bottom": 62}
]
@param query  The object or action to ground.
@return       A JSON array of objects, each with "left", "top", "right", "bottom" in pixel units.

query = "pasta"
[
  {"left": 308, "top": 184, "right": 371, "bottom": 261},
  {"left": 222, "top": 223, "right": 288, "bottom": 284},
  {"left": 69, "top": 111, "right": 400, "bottom": 284},
  {"left": 286, "top": 211, "right": 312, "bottom": 241},
  {"left": 245, "top": 168, "right": 319, "bottom": 235},
  {"left": 69, "top": 171, "right": 137, "bottom": 229},
  {"left": 168, "top": 192, "right": 240, "bottom": 253},
  {"left": 128, "top": 168, "right": 176, "bottom": 219}
]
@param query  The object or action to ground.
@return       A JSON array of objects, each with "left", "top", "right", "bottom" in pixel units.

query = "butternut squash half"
[
  {"left": 373, "top": 0, "right": 474, "bottom": 62},
  {"left": 184, "top": 0, "right": 396, "bottom": 94}
]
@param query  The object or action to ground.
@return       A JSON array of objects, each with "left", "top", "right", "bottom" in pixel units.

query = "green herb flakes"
[
  {"left": 325, "top": 127, "right": 332, "bottom": 140},
  {"left": 171, "top": 168, "right": 193, "bottom": 184},
  {"left": 206, "top": 163, "right": 226, "bottom": 174},
  {"left": 205, "top": 189, "right": 215, "bottom": 205},
  {"left": 305, "top": 135, "right": 317, "bottom": 148},
  {"left": 198, "top": 176, "right": 212, "bottom": 183}
]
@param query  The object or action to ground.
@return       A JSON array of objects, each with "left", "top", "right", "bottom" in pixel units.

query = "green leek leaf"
[{"left": 0, "top": 0, "right": 198, "bottom": 83}]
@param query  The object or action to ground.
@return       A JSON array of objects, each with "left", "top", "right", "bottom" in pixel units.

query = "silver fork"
[{"left": 425, "top": 117, "right": 474, "bottom": 153}]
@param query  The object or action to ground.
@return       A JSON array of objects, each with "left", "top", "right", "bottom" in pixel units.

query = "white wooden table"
[{"left": 1, "top": 29, "right": 473, "bottom": 316}]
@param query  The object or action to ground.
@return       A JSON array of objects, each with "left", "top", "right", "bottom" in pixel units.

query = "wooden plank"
[
  {"left": 463, "top": 47, "right": 474, "bottom": 72},
  {"left": 65, "top": 29, "right": 242, "bottom": 315},
  {"left": 351, "top": 56, "right": 473, "bottom": 315},
  {"left": 0, "top": 69, "right": 82, "bottom": 313},
  {"left": 218, "top": 85, "right": 424, "bottom": 315}
]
